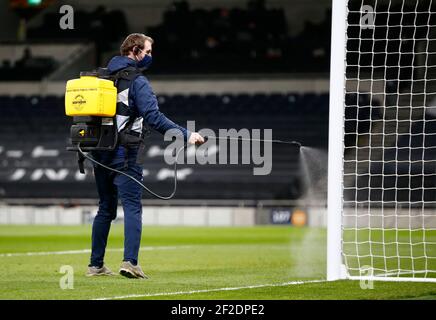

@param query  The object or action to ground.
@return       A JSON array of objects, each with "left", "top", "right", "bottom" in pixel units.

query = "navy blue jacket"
[{"left": 107, "top": 56, "right": 189, "bottom": 141}]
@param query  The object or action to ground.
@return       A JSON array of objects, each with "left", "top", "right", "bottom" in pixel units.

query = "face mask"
[{"left": 136, "top": 54, "right": 152, "bottom": 69}]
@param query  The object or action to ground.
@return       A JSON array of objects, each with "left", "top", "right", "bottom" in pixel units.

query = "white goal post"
[{"left": 328, "top": 0, "right": 436, "bottom": 282}]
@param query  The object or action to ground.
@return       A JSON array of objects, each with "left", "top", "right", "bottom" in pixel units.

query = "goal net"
[{"left": 328, "top": 0, "right": 436, "bottom": 282}]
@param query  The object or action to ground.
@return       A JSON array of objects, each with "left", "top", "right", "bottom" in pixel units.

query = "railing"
[{"left": 0, "top": 197, "right": 327, "bottom": 208}]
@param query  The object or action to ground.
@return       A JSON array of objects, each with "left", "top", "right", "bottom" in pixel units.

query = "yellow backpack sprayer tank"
[
  {"left": 65, "top": 67, "right": 148, "bottom": 174},
  {"left": 65, "top": 70, "right": 118, "bottom": 154},
  {"left": 65, "top": 73, "right": 117, "bottom": 117}
]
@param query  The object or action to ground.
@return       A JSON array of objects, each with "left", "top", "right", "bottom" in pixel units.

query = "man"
[{"left": 86, "top": 33, "right": 204, "bottom": 279}]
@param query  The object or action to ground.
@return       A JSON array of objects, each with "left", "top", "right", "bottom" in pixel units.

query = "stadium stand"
[
  {"left": 24, "top": 0, "right": 331, "bottom": 74},
  {"left": 27, "top": 5, "right": 127, "bottom": 43},
  {"left": 0, "top": 47, "right": 58, "bottom": 81},
  {"left": 342, "top": 0, "right": 436, "bottom": 204},
  {"left": 343, "top": 81, "right": 436, "bottom": 203},
  {"left": 346, "top": 0, "right": 436, "bottom": 88},
  {"left": 0, "top": 0, "right": 332, "bottom": 203},
  {"left": 147, "top": 0, "right": 331, "bottom": 74},
  {"left": 0, "top": 92, "right": 329, "bottom": 200}
]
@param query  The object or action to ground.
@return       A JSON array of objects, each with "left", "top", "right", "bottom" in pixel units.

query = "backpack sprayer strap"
[
  {"left": 77, "top": 152, "right": 86, "bottom": 174},
  {"left": 110, "top": 66, "right": 152, "bottom": 167}
]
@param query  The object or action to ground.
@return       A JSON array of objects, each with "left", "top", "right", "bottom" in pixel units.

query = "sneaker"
[
  {"left": 119, "top": 261, "right": 149, "bottom": 279},
  {"left": 86, "top": 265, "right": 115, "bottom": 277}
]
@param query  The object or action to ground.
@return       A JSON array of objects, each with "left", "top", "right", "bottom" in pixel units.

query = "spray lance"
[{"left": 65, "top": 70, "right": 301, "bottom": 200}]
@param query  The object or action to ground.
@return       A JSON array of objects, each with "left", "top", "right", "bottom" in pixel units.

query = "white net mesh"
[{"left": 342, "top": 0, "right": 436, "bottom": 280}]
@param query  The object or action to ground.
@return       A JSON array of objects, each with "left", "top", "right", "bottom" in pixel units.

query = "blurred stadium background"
[{"left": 0, "top": 0, "right": 331, "bottom": 227}]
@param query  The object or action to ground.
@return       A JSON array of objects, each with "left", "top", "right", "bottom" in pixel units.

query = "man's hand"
[{"left": 188, "top": 132, "right": 205, "bottom": 145}]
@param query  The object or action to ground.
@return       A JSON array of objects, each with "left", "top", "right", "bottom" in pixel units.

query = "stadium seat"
[{"left": 0, "top": 93, "right": 330, "bottom": 199}]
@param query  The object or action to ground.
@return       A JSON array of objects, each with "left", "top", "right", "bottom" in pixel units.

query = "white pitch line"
[
  {"left": 0, "top": 244, "right": 289, "bottom": 258},
  {"left": 93, "top": 279, "right": 327, "bottom": 300},
  {"left": 0, "top": 245, "right": 193, "bottom": 257}
]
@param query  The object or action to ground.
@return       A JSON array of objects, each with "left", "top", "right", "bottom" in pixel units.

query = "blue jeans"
[{"left": 89, "top": 146, "right": 143, "bottom": 267}]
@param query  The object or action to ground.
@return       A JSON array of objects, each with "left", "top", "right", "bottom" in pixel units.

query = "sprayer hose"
[{"left": 77, "top": 143, "right": 187, "bottom": 200}]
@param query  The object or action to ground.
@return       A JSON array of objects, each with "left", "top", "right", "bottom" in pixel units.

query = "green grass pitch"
[{"left": 0, "top": 225, "right": 435, "bottom": 300}]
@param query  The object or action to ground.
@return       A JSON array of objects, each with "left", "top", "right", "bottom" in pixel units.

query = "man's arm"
[{"left": 131, "top": 76, "right": 190, "bottom": 141}]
